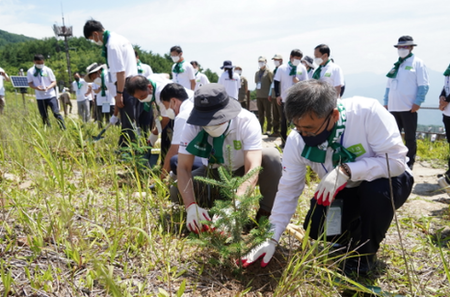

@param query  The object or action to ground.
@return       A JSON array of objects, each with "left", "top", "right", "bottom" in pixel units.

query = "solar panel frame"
[{"left": 10, "top": 76, "right": 30, "bottom": 88}]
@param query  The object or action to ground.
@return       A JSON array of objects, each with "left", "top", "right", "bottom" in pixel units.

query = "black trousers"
[
  {"left": 391, "top": 111, "right": 417, "bottom": 168},
  {"left": 118, "top": 89, "right": 138, "bottom": 147},
  {"left": 161, "top": 119, "right": 174, "bottom": 161},
  {"left": 280, "top": 102, "right": 288, "bottom": 145},
  {"left": 96, "top": 105, "right": 115, "bottom": 129},
  {"left": 37, "top": 97, "right": 66, "bottom": 129},
  {"left": 304, "top": 171, "right": 413, "bottom": 259},
  {"left": 443, "top": 114, "right": 450, "bottom": 180},
  {"left": 136, "top": 102, "right": 154, "bottom": 140}
]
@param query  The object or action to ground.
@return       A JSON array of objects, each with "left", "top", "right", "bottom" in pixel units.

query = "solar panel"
[{"left": 10, "top": 76, "right": 29, "bottom": 88}]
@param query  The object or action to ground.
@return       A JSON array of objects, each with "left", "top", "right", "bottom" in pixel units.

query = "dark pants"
[
  {"left": 281, "top": 102, "right": 288, "bottom": 145},
  {"left": 391, "top": 111, "right": 417, "bottom": 168},
  {"left": 170, "top": 155, "right": 203, "bottom": 175},
  {"left": 136, "top": 102, "right": 154, "bottom": 140},
  {"left": 304, "top": 171, "right": 413, "bottom": 260},
  {"left": 272, "top": 98, "right": 282, "bottom": 134},
  {"left": 96, "top": 105, "right": 115, "bottom": 129},
  {"left": 257, "top": 97, "right": 272, "bottom": 133},
  {"left": 443, "top": 114, "right": 450, "bottom": 180},
  {"left": 37, "top": 97, "right": 66, "bottom": 129},
  {"left": 161, "top": 120, "right": 174, "bottom": 161},
  {"left": 118, "top": 89, "right": 138, "bottom": 147}
]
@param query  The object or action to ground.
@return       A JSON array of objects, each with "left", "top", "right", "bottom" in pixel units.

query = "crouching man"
[
  {"left": 171, "top": 83, "right": 282, "bottom": 233},
  {"left": 241, "top": 80, "right": 414, "bottom": 276}
]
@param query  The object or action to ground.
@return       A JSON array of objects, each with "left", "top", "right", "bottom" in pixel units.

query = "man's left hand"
[
  {"left": 411, "top": 104, "right": 420, "bottom": 113},
  {"left": 314, "top": 167, "right": 349, "bottom": 206}
]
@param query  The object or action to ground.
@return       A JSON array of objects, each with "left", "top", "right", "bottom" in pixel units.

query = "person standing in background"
[
  {"left": 0, "top": 67, "right": 10, "bottom": 115},
  {"left": 191, "top": 61, "right": 210, "bottom": 91},
  {"left": 218, "top": 60, "right": 240, "bottom": 100},
  {"left": 170, "top": 46, "right": 195, "bottom": 90},
  {"left": 235, "top": 65, "right": 249, "bottom": 109},
  {"left": 255, "top": 56, "right": 273, "bottom": 135}
]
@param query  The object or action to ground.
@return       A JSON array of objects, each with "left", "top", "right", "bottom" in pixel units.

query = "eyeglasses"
[{"left": 295, "top": 111, "right": 333, "bottom": 137}]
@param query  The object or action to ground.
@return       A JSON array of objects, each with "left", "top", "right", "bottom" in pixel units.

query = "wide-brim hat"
[
  {"left": 220, "top": 60, "right": 234, "bottom": 69},
  {"left": 394, "top": 35, "right": 417, "bottom": 48},
  {"left": 187, "top": 83, "right": 241, "bottom": 126},
  {"left": 302, "top": 56, "right": 314, "bottom": 68},
  {"left": 84, "top": 63, "right": 106, "bottom": 82}
]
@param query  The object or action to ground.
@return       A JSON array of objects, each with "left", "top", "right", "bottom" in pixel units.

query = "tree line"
[{"left": 0, "top": 32, "right": 218, "bottom": 92}]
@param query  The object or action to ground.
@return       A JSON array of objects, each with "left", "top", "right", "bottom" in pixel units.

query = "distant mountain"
[
  {"left": 344, "top": 69, "right": 445, "bottom": 127},
  {"left": 0, "top": 29, "right": 35, "bottom": 47}
]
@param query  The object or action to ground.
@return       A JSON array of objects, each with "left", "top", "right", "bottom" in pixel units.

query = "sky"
[{"left": 1, "top": 0, "right": 450, "bottom": 90}]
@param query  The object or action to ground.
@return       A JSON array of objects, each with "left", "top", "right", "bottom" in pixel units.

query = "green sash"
[
  {"left": 386, "top": 53, "right": 413, "bottom": 79},
  {"left": 137, "top": 59, "right": 143, "bottom": 74},
  {"left": 288, "top": 61, "right": 297, "bottom": 76},
  {"left": 33, "top": 66, "right": 43, "bottom": 77},
  {"left": 100, "top": 69, "right": 107, "bottom": 96},
  {"left": 186, "top": 123, "right": 230, "bottom": 164},
  {"left": 301, "top": 101, "right": 356, "bottom": 166},
  {"left": 101, "top": 30, "right": 111, "bottom": 68},
  {"left": 444, "top": 63, "right": 450, "bottom": 76},
  {"left": 312, "top": 59, "right": 330, "bottom": 80},
  {"left": 173, "top": 60, "right": 185, "bottom": 74}
]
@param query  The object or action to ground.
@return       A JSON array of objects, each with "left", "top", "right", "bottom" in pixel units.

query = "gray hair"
[{"left": 284, "top": 80, "right": 337, "bottom": 122}]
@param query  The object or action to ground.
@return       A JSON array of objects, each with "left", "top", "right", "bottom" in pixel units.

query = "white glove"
[
  {"left": 314, "top": 166, "right": 349, "bottom": 206},
  {"left": 109, "top": 115, "right": 119, "bottom": 124},
  {"left": 148, "top": 133, "right": 158, "bottom": 146},
  {"left": 240, "top": 239, "right": 277, "bottom": 268},
  {"left": 212, "top": 207, "right": 234, "bottom": 234},
  {"left": 186, "top": 203, "right": 211, "bottom": 233}
]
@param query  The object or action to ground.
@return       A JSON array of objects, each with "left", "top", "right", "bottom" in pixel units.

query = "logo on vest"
[{"left": 233, "top": 140, "right": 242, "bottom": 150}]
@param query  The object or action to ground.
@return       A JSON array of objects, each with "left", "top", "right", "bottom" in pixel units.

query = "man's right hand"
[
  {"left": 115, "top": 94, "right": 124, "bottom": 108},
  {"left": 276, "top": 96, "right": 282, "bottom": 106},
  {"left": 186, "top": 203, "right": 211, "bottom": 233},
  {"left": 240, "top": 239, "right": 277, "bottom": 268}
]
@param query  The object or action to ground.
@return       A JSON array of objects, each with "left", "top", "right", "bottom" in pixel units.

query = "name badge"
[
  {"left": 257, "top": 82, "right": 261, "bottom": 89},
  {"left": 102, "top": 102, "right": 110, "bottom": 113},
  {"left": 325, "top": 199, "right": 343, "bottom": 236}
]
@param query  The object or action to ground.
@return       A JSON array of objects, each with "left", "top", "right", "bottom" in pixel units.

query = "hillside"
[{"left": 0, "top": 29, "right": 35, "bottom": 47}]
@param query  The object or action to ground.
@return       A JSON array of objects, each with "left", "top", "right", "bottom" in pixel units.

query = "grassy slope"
[{"left": 0, "top": 92, "right": 449, "bottom": 296}]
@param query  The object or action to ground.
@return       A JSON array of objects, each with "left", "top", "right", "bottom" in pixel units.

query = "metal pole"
[{"left": 64, "top": 35, "right": 72, "bottom": 85}]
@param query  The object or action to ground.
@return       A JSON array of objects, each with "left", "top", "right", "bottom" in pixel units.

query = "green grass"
[{"left": 0, "top": 92, "right": 449, "bottom": 296}]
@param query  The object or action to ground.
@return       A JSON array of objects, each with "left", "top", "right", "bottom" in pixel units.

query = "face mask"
[
  {"left": 292, "top": 59, "right": 301, "bottom": 66},
  {"left": 258, "top": 62, "right": 266, "bottom": 68},
  {"left": 314, "top": 57, "right": 323, "bottom": 65},
  {"left": 300, "top": 119, "right": 334, "bottom": 147},
  {"left": 235, "top": 70, "right": 242, "bottom": 75},
  {"left": 171, "top": 55, "right": 180, "bottom": 63},
  {"left": 93, "top": 77, "right": 102, "bottom": 86},
  {"left": 398, "top": 49, "right": 410, "bottom": 58},
  {"left": 140, "top": 93, "right": 153, "bottom": 102},
  {"left": 274, "top": 60, "right": 281, "bottom": 67},
  {"left": 35, "top": 64, "right": 44, "bottom": 69},
  {"left": 203, "top": 122, "right": 228, "bottom": 138},
  {"left": 166, "top": 108, "right": 176, "bottom": 120}
]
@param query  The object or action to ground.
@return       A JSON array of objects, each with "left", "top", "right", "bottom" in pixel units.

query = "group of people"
[{"left": 3, "top": 27, "right": 449, "bottom": 279}]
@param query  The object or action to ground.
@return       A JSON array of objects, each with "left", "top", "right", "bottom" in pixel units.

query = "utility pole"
[{"left": 52, "top": 12, "right": 73, "bottom": 88}]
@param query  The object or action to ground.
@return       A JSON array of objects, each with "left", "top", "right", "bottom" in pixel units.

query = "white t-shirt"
[
  {"left": 0, "top": 75, "right": 5, "bottom": 96},
  {"left": 442, "top": 76, "right": 450, "bottom": 117},
  {"left": 218, "top": 71, "right": 240, "bottom": 100},
  {"left": 26, "top": 65, "right": 56, "bottom": 100},
  {"left": 138, "top": 62, "right": 153, "bottom": 78},
  {"left": 171, "top": 61, "right": 195, "bottom": 90},
  {"left": 269, "top": 97, "right": 411, "bottom": 241},
  {"left": 72, "top": 79, "right": 90, "bottom": 102},
  {"left": 172, "top": 98, "right": 194, "bottom": 145},
  {"left": 194, "top": 72, "right": 210, "bottom": 91},
  {"left": 314, "top": 60, "right": 344, "bottom": 88},
  {"left": 273, "top": 63, "right": 309, "bottom": 102},
  {"left": 107, "top": 32, "right": 138, "bottom": 82},
  {"left": 92, "top": 83, "right": 115, "bottom": 106},
  {"left": 386, "top": 54, "right": 429, "bottom": 112},
  {"left": 179, "top": 108, "right": 261, "bottom": 171}
]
